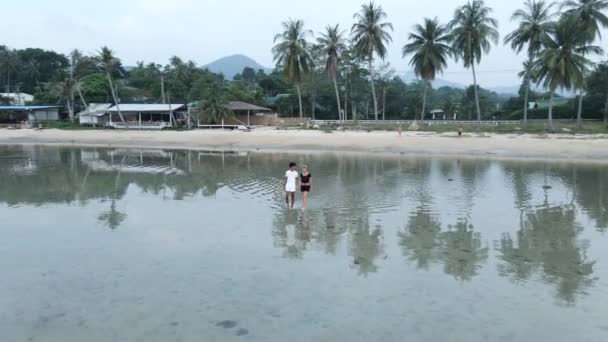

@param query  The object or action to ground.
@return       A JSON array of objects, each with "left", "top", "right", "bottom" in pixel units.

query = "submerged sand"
[{"left": 1, "top": 127, "right": 608, "bottom": 163}]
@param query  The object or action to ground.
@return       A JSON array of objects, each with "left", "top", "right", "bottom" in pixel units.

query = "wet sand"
[{"left": 1, "top": 127, "right": 608, "bottom": 163}]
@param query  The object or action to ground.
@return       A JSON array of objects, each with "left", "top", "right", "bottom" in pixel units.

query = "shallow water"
[{"left": 1, "top": 145, "right": 607, "bottom": 342}]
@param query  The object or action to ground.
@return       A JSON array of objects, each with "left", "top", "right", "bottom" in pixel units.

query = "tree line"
[
  {"left": 1, "top": 0, "right": 607, "bottom": 127},
  {"left": 273, "top": 0, "right": 608, "bottom": 128}
]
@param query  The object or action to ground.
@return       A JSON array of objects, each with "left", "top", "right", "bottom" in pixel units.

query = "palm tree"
[
  {"left": 198, "top": 84, "right": 233, "bottom": 128},
  {"left": 533, "top": 15, "right": 602, "bottom": 130},
  {"left": 448, "top": 0, "right": 499, "bottom": 126},
  {"left": 504, "top": 0, "right": 555, "bottom": 124},
  {"left": 561, "top": 0, "right": 608, "bottom": 126},
  {"left": 272, "top": 19, "right": 313, "bottom": 118},
  {"left": 317, "top": 24, "right": 347, "bottom": 121},
  {"left": 562, "top": 0, "right": 608, "bottom": 41},
  {"left": 0, "top": 48, "right": 18, "bottom": 93},
  {"left": 403, "top": 18, "right": 451, "bottom": 122},
  {"left": 351, "top": 2, "right": 393, "bottom": 120},
  {"left": 95, "top": 46, "right": 126, "bottom": 126}
]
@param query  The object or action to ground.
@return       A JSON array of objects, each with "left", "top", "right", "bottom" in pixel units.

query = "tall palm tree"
[
  {"left": 318, "top": 24, "right": 347, "bottom": 121},
  {"left": 403, "top": 17, "right": 451, "bottom": 122},
  {"left": 95, "top": 46, "right": 126, "bottom": 126},
  {"left": 351, "top": 2, "right": 393, "bottom": 120},
  {"left": 449, "top": 0, "right": 499, "bottom": 126},
  {"left": 561, "top": 0, "right": 608, "bottom": 126},
  {"left": 533, "top": 15, "right": 602, "bottom": 130},
  {"left": 504, "top": 0, "right": 555, "bottom": 124},
  {"left": 272, "top": 19, "right": 313, "bottom": 118}
]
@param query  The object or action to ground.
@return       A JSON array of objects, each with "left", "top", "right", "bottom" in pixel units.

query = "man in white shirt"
[{"left": 284, "top": 162, "right": 299, "bottom": 208}]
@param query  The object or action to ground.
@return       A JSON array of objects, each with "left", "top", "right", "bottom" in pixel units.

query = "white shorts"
[{"left": 285, "top": 183, "right": 296, "bottom": 193}]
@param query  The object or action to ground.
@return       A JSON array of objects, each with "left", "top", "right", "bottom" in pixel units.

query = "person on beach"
[
  {"left": 300, "top": 165, "right": 312, "bottom": 209},
  {"left": 285, "top": 162, "right": 299, "bottom": 208}
]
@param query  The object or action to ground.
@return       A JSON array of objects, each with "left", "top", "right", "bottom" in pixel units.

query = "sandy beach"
[{"left": 1, "top": 127, "right": 608, "bottom": 162}]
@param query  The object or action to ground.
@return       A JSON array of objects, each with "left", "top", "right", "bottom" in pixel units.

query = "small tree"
[{"left": 198, "top": 84, "right": 233, "bottom": 128}]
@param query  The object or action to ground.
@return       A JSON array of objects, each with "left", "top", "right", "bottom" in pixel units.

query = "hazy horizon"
[{"left": 2, "top": 0, "right": 607, "bottom": 87}]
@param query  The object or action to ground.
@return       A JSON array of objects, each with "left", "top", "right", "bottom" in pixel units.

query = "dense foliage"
[{"left": 0, "top": 0, "right": 607, "bottom": 124}]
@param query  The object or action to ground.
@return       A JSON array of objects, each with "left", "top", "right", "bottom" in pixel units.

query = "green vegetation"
[
  {"left": 0, "top": 0, "right": 607, "bottom": 132},
  {"left": 311, "top": 121, "right": 608, "bottom": 134}
]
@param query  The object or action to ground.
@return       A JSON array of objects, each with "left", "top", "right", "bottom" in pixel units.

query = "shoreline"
[{"left": 2, "top": 128, "right": 608, "bottom": 164}]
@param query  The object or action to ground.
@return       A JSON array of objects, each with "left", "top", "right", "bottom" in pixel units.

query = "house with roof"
[
  {"left": 0, "top": 105, "right": 60, "bottom": 125},
  {"left": 0, "top": 93, "right": 34, "bottom": 106},
  {"left": 107, "top": 103, "right": 188, "bottom": 129},
  {"left": 78, "top": 103, "right": 113, "bottom": 127}
]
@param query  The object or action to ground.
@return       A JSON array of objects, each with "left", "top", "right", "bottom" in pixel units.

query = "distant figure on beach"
[
  {"left": 285, "top": 162, "right": 299, "bottom": 208},
  {"left": 300, "top": 165, "right": 312, "bottom": 209},
  {"left": 458, "top": 126, "right": 463, "bottom": 137}
]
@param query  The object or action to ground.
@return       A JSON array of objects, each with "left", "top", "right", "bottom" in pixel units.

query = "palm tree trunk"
[
  {"left": 548, "top": 90, "right": 555, "bottom": 131},
  {"left": 523, "top": 85, "right": 530, "bottom": 124},
  {"left": 106, "top": 72, "right": 127, "bottom": 126},
  {"left": 576, "top": 90, "right": 584, "bottom": 127},
  {"left": 68, "top": 100, "right": 75, "bottom": 123},
  {"left": 382, "top": 86, "right": 387, "bottom": 120},
  {"left": 523, "top": 55, "right": 533, "bottom": 125},
  {"left": 333, "top": 76, "right": 342, "bottom": 122},
  {"left": 421, "top": 80, "right": 428, "bottom": 122},
  {"left": 69, "top": 64, "right": 75, "bottom": 123},
  {"left": 344, "top": 79, "right": 348, "bottom": 121},
  {"left": 295, "top": 83, "right": 303, "bottom": 118},
  {"left": 160, "top": 74, "right": 166, "bottom": 104},
  {"left": 471, "top": 62, "right": 482, "bottom": 128},
  {"left": 76, "top": 84, "right": 88, "bottom": 108},
  {"left": 368, "top": 57, "right": 379, "bottom": 120}
]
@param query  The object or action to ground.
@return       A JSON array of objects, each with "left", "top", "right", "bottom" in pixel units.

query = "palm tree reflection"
[
  {"left": 497, "top": 205, "right": 595, "bottom": 304},
  {"left": 439, "top": 220, "right": 489, "bottom": 281},
  {"left": 399, "top": 209, "right": 442, "bottom": 270}
]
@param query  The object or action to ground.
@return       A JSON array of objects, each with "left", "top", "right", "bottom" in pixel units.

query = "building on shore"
[
  {"left": 0, "top": 105, "right": 60, "bottom": 126},
  {"left": 77, "top": 103, "right": 113, "bottom": 127},
  {"left": 77, "top": 103, "right": 189, "bottom": 129},
  {"left": 0, "top": 93, "right": 34, "bottom": 106}
]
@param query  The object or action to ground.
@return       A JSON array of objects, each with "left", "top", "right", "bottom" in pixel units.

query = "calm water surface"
[{"left": 1, "top": 145, "right": 607, "bottom": 342}]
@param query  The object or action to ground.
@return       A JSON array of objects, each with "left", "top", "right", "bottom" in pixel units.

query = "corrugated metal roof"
[
  {"left": 228, "top": 101, "right": 271, "bottom": 112},
  {"left": 0, "top": 105, "right": 60, "bottom": 110},
  {"left": 107, "top": 104, "right": 186, "bottom": 112},
  {"left": 78, "top": 103, "right": 112, "bottom": 117}
]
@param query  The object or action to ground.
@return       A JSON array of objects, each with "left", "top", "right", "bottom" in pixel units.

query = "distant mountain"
[{"left": 203, "top": 54, "right": 271, "bottom": 79}]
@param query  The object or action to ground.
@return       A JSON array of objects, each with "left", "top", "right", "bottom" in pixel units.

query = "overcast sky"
[{"left": 3, "top": 0, "right": 606, "bottom": 87}]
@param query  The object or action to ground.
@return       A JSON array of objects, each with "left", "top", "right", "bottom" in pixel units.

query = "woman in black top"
[{"left": 300, "top": 165, "right": 312, "bottom": 209}]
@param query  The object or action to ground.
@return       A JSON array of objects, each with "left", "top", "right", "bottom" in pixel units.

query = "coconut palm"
[
  {"left": 532, "top": 15, "right": 602, "bottom": 130},
  {"left": 504, "top": 0, "right": 555, "bottom": 124},
  {"left": 403, "top": 18, "right": 451, "bottom": 122},
  {"left": 448, "top": 0, "right": 499, "bottom": 126},
  {"left": 562, "top": 0, "right": 608, "bottom": 41},
  {"left": 351, "top": 2, "right": 393, "bottom": 120},
  {"left": 272, "top": 19, "right": 313, "bottom": 118},
  {"left": 95, "top": 46, "right": 126, "bottom": 126},
  {"left": 198, "top": 84, "right": 233, "bottom": 128},
  {"left": 317, "top": 24, "right": 347, "bottom": 121},
  {"left": 561, "top": 0, "right": 608, "bottom": 126}
]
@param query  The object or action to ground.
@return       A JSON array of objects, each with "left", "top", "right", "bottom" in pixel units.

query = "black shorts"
[{"left": 301, "top": 186, "right": 311, "bottom": 192}]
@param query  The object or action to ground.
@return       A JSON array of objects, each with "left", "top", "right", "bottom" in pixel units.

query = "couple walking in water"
[{"left": 284, "top": 162, "right": 312, "bottom": 209}]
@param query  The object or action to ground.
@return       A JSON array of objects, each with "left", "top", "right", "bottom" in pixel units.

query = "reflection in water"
[
  {"left": 439, "top": 220, "right": 489, "bottom": 281},
  {"left": 498, "top": 205, "right": 596, "bottom": 304},
  {"left": 0, "top": 145, "right": 607, "bottom": 307},
  {"left": 349, "top": 220, "right": 385, "bottom": 276},
  {"left": 399, "top": 210, "right": 442, "bottom": 270},
  {"left": 97, "top": 200, "right": 126, "bottom": 230}
]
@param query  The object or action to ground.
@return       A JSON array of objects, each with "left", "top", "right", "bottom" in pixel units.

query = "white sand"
[{"left": 2, "top": 127, "right": 608, "bottom": 163}]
